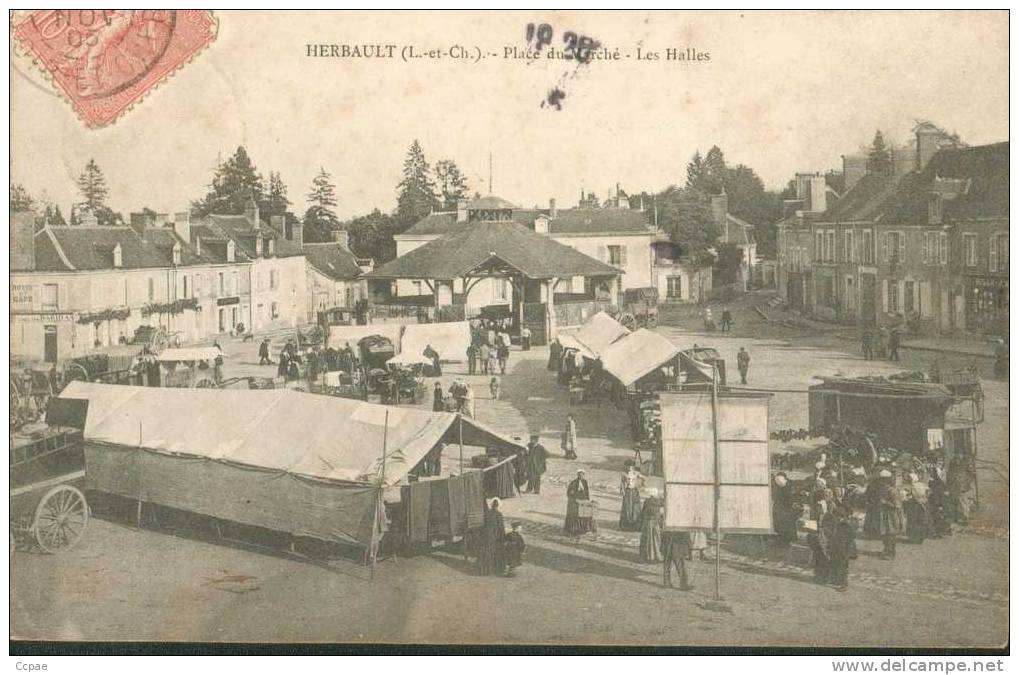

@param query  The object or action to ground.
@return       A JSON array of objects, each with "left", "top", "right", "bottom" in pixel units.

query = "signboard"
[
  {"left": 12, "top": 283, "right": 34, "bottom": 310},
  {"left": 659, "top": 392, "right": 772, "bottom": 534},
  {"left": 217, "top": 296, "right": 240, "bottom": 306}
]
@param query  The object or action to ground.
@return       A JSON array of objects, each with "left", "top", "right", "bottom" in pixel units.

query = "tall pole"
[
  {"left": 709, "top": 364, "right": 722, "bottom": 601},
  {"left": 371, "top": 409, "right": 390, "bottom": 580},
  {"left": 971, "top": 398, "right": 980, "bottom": 511}
]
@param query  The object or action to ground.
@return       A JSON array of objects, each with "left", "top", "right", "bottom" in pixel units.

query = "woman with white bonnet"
[
  {"left": 903, "top": 470, "right": 930, "bottom": 544},
  {"left": 772, "top": 472, "right": 797, "bottom": 546}
]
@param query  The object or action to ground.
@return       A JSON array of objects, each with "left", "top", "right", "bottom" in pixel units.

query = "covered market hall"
[{"left": 365, "top": 219, "right": 622, "bottom": 345}]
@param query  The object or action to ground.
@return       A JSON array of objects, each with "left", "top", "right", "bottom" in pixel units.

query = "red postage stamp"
[{"left": 13, "top": 10, "right": 218, "bottom": 128}]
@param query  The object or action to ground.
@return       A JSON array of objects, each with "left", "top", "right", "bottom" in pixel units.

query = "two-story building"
[
  {"left": 778, "top": 137, "right": 1007, "bottom": 336},
  {"left": 191, "top": 199, "right": 308, "bottom": 333},
  {"left": 303, "top": 226, "right": 372, "bottom": 321}
]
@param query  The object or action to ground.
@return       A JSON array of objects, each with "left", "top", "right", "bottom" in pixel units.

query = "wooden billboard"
[{"left": 659, "top": 392, "right": 772, "bottom": 534}]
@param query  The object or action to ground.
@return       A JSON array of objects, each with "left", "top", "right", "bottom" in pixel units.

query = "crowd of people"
[
  {"left": 860, "top": 326, "right": 903, "bottom": 361},
  {"left": 466, "top": 318, "right": 514, "bottom": 376},
  {"left": 769, "top": 452, "right": 975, "bottom": 591}
]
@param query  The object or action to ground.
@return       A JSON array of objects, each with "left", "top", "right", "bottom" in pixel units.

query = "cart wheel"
[
  {"left": 195, "top": 379, "right": 217, "bottom": 388},
  {"left": 620, "top": 313, "right": 636, "bottom": 331},
  {"left": 32, "top": 485, "right": 89, "bottom": 554}
]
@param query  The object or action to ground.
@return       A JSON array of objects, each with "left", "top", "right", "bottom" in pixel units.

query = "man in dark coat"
[
  {"left": 259, "top": 339, "right": 271, "bottom": 365},
  {"left": 476, "top": 499, "right": 506, "bottom": 576},
  {"left": 512, "top": 444, "right": 531, "bottom": 494},
  {"left": 526, "top": 434, "right": 549, "bottom": 494},
  {"left": 662, "top": 531, "right": 693, "bottom": 590},
  {"left": 888, "top": 328, "right": 901, "bottom": 362},
  {"left": 737, "top": 347, "right": 751, "bottom": 385},
  {"left": 433, "top": 382, "right": 445, "bottom": 412}
]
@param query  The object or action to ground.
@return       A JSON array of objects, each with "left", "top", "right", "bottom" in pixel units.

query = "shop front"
[{"left": 965, "top": 275, "right": 1009, "bottom": 335}]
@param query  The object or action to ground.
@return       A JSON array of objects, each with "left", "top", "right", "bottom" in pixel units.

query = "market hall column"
[{"left": 546, "top": 277, "right": 559, "bottom": 344}]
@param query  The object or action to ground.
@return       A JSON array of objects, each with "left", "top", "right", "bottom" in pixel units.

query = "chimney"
[
  {"left": 172, "top": 211, "right": 191, "bottom": 245},
  {"left": 245, "top": 197, "right": 259, "bottom": 227},
  {"left": 112, "top": 242, "right": 123, "bottom": 268},
  {"left": 129, "top": 212, "right": 154, "bottom": 238},
  {"left": 290, "top": 221, "right": 303, "bottom": 247},
  {"left": 195, "top": 234, "right": 201, "bottom": 257},
  {"left": 809, "top": 175, "right": 827, "bottom": 213},
  {"left": 710, "top": 191, "right": 728, "bottom": 227},
  {"left": 154, "top": 212, "right": 169, "bottom": 228},
  {"left": 916, "top": 125, "right": 941, "bottom": 171},
  {"left": 332, "top": 227, "right": 349, "bottom": 251},
  {"left": 456, "top": 199, "right": 468, "bottom": 223},
  {"left": 549, "top": 198, "right": 558, "bottom": 219},
  {"left": 11, "top": 211, "right": 36, "bottom": 271}
]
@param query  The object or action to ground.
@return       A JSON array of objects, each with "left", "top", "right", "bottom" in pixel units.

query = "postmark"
[{"left": 13, "top": 10, "right": 218, "bottom": 128}]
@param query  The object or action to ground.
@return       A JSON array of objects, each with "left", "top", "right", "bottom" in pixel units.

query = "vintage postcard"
[{"left": 8, "top": 10, "right": 1009, "bottom": 652}]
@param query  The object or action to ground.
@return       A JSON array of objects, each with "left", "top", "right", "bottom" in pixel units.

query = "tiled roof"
[
  {"left": 819, "top": 142, "right": 1008, "bottom": 225},
  {"left": 367, "top": 220, "right": 622, "bottom": 281},
  {"left": 142, "top": 228, "right": 219, "bottom": 266},
  {"left": 880, "top": 142, "right": 1008, "bottom": 223},
  {"left": 303, "top": 242, "right": 363, "bottom": 280},
  {"left": 203, "top": 214, "right": 305, "bottom": 258},
  {"left": 34, "top": 226, "right": 171, "bottom": 271},
  {"left": 401, "top": 207, "right": 653, "bottom": 237}
]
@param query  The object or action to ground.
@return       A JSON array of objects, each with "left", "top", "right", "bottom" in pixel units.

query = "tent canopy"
[
  {"left": 61, "top": 381, "right": 522, "bottom": 488},
  {"left": 386, "top": 352, "right": 432, "bottom": 367},
  {"left": 327, "top": 324, "right": 404, "bottom": 352},
  {"left": 156, "top": 347, "right": 223, "bottom": 362},
  {"left": 566, "top": 311, "right": 630, "bottom": 358},
  {"left": 400, "top": 321, "right": 471, "bottom": 362},
  {"left": 600, "top": 329, "right": 681, "bottom": 387}
]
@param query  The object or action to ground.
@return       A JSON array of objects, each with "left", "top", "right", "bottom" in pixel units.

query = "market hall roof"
[
  {"left": 401, "top": 206, "right": 653, "bottom": 237},
  {"left": 367, "top": 220, "right": 623, "bottom": 281}
]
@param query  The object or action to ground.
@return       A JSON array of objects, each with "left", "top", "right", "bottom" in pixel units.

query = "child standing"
[
  {"left": 504, "top": 522, "right": 526, "bottom": 576},
  {"left": 489, "top": 376, "right": 501, "bottom": 400}
]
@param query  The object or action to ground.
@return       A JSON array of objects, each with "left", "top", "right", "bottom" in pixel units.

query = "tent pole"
[
  {"left": 710, "top": 364, "right": 722, "bottom": 602},
  {"left": 460, "top": 414, "right": 469, "bottom": 562}
]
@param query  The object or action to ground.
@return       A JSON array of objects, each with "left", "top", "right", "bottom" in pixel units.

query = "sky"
[{"left": 10, "top": 10, "right": 1009, "bottom": 220}]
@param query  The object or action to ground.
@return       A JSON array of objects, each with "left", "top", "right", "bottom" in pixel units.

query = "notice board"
[{"left": 659, "top": 392, "right": 772, "bottom": 534}]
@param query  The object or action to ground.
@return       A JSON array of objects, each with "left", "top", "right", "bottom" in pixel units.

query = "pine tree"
[
  {"left": 303, "top": 167, "right": 340, "bottom": 243},
  {"left": 265, "top": 171, "right": 290, "bottom": 216},
  {"left": 395, "top": 140, "right": 439, "bottom": 231},
  {"left": 867, "top": 131, "right": 892, "bottom": 174},
  {"left": 434, "top": 159, "right": 470, "bottom": 210},
  {"left": 10, "top": 183, "right": 35, "bottom": 212},
  {"left": 685, "top": 151, "right": 705, "bottom": 190},
  {"left": 192, "top": 146, "right": 266, "bottom": 216},
  {"left": 76, "top": 159, "right": 109, "bottom": 214}
]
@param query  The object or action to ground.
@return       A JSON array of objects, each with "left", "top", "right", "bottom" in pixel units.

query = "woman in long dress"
[
  {"left": 903, "top": 471, "right": 930, "bottom": 544},
  {"left": 618, "top": 464, "right": 644, "bottom": 531},
  {"left": 638, "top": 490, "right": 663, "bottom": 563},
  {"left": 564, "top": 470, "right": 594, "bottom": 537}
]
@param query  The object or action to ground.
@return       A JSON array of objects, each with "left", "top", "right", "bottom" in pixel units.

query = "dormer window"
[
  {"left": 929, "top": 193, "right": 943, "bottom": 225},
  {"left": 534, "top": 216, "right": 549, "bottom": 235},
  {"left": 113, "top": 242, "right": 123, "bottom": 268},
  {"left": 226, "top": 240, "right": 236, "bottom": 263},
  {"left": 172, "top": 242, "right": 182, "bottom": 265}
]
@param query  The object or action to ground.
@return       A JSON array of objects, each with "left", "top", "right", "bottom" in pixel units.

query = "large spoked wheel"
[
  {"left": 619, "top": 313, "right": 636, "bottom": 331},
  {"left": 32, "top": 485, "right": 89, "bottom": 554}
]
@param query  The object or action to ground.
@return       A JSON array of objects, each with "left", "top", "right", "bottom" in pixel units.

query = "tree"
[
  {"left": 714, "top": 243, "right": 745, "bottom": 286},
  {"left": 192, "top": 146, "right": 265, "bottom": 216},
  {"left": 434, "top": 159, "right": 470, "bottom": 210},
  {"left": 395, "top": 140, "right": 439, "bottom": 231},
  {"left": 345, "top": 208, "right": 400, "bottom": 262},
  {"left": 867, "top": 130, "right": 892, "bottom": 174},
  {"left": 44, "top": 204, "right": 66, "bottom": 226},
  {"left": 723, "top": 164, "right": 781, "bottom": 257},
  {"left": 10, "top": 183, "right": 35, "bottom": 212},
  {"left": 685, "top": 151, "right": 705, "bottom": 191},
  {"left": 76, "top": 159, "right": 110, "bottom": 214},
  {"left": 654, "top": 186, "right": 717, "bottom": 260},
  {"left": 265, "top": 171, "right": 290, "bottom": 217},
  {"left": 303, "top": 167, "right": 340, "bottom": 243}
]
